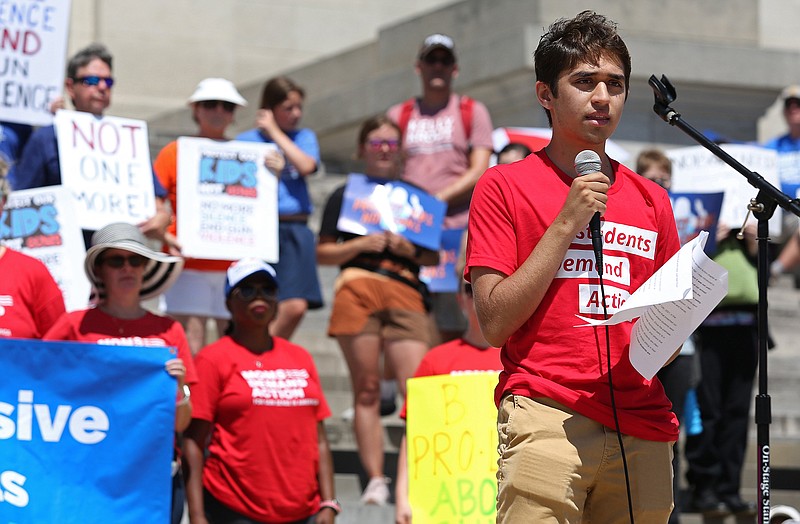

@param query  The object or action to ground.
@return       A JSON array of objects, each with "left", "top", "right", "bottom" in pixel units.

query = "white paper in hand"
[{"left": 574, "top": 231, "right": 729, "bottom": 379}]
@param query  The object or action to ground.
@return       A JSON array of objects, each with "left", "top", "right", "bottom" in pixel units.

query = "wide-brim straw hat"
[{"left": 85, "top": 222, "right": 184, "bottom": 300}]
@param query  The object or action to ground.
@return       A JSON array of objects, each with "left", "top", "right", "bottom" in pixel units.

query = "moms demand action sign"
[
  {"left": 0, "top": 0, "right": 71, "bottom": 126},
  {"left": 0, "top": 339, "right": 175, "bottom": 523}
]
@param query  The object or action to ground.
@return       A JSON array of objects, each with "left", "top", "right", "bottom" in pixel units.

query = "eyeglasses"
[
  {"left": 99, "top": 254, "right": 147, "bottom": 269},
  {"left": 422, "top": 54, "right": 455, "bottom": 66},
  {"left": 233, "top": 284, "right": 277, "bottom": 301},
  {"left": 200, "top": 100, "right": 236, "bottom": 112},
  {"left": 75, "top": 76, "right": 114, "bottom": 88},
  {"left": 366, "top": 139, "right": 401, "bottom": 151}
]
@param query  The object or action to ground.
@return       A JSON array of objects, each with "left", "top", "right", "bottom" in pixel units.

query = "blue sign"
[
  {"left": 337, "top": 174, "right": 446, "bottom": 251},
  {"left": 0, "top": 339, "right": 175, "bottom": 523},
  {"left": 420, "top": 228, "right": 465, "bottom": 293},
  {"left": 670, "top": 192, "right": 724, "bottom": 254}
]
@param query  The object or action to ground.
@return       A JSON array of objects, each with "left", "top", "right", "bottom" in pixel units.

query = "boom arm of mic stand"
[{"left": 648, "top": 74, "right": 800, "bottom": 220}]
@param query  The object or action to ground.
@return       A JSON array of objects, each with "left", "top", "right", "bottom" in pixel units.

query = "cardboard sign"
[
  {"left": 176, "top": 137, "right": 279, "bottom": 262},
  {"left": 670, "top": 192, "right": 724, "bottom": 253},
  {"left": 420, "top": 228, "right": 465, "bottom": 293},
  {"left": 337, "top": 174, "right": 445, "bottom": 251},
  {"left": 0, "top": 338, "right": 175, "bottom": 522},
  {"left": 667, "top": 144, "right": 781, "bottom": 236},
  {"left": 0, "top": 186, "right": 89, "bottom": 311},
  {"left": 55, "top": 110, "right": 156, "bottom": 229},
  {"left": 406, "top": 373, "right": 498, "bottom": 523},
  {"left": 0, "top": 0, "right": 71, "bottom": 126}
]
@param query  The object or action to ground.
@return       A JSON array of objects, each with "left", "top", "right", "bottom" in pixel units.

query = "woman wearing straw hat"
[
  {"left": 183, "top": 258, "right": 337, "bottom": 524},
  {"left": 154, "top": 77, "right": 285, "bottom": 355},
  {"left": 44, "top": 221, "right": 197, "bottom": 524}
]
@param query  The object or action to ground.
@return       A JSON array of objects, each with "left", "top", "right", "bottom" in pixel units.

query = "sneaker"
[{"left": 360, "top": 476, "right": 390, "bottom": 506}]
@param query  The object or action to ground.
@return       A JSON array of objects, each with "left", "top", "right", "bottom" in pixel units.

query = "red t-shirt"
[
  {"left": 0, "top": 248, "right": 65, "bottom": 339},
  {"left": 466, "top": 150, "right": 681, "bottom": 442},
  {"left": 192, "top": 335, "right": 331, "bottom": 522},
  {"left": 388, "top": 94, "right": 493, "bottom": 229},
  {"left": 43, "top": 308, "right": 198, "bottom": 387},
  {"left": 400, "top": 337, "right": 502, "bottom": 419}
]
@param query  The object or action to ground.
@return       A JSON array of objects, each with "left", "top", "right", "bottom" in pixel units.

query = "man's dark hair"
[
  {"left": 534, "top": 10, "right": 631, "bottom": 125},
  {"left": 66, "top": 43, "right": 113, "bottom": 78},
  {"left": 497, "top": 142, "right": 533, "bottom": 158},
  {"left": 259, "top": 76, "right": 305, "bottom": 110}
]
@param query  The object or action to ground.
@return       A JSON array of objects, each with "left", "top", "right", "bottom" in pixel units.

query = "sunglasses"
[
  {"left": 366, "top": 138, "right": 401, "bottom": 151},
  {"left": 423, "top": 54, "right": 455, "bottom": 66},
  {"left": 233, "top": 284, "right": 277, "bottom": 301},
  {"left": 99, "top": 254, "right": 147, "bottom": 269},
  {"left": 784, "top": 98, "right": 800, "bottom": 110},
  {"left": 200, "top": 100, "right": 236, "bottom": 112},
  {"left": 75, "top": 76, "right": 114, "bottom": 88}
]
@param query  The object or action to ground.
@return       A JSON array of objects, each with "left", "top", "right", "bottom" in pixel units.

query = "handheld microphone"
[{"left": 574, "top": 150, "right": 604, "bottom": 276}]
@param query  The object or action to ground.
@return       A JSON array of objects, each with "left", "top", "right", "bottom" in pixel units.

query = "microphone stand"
[{"left": 648, "top": 74, "right": 800, "bottom": 524}]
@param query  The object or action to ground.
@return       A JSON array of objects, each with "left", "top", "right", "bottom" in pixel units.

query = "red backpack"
[{"left": 397, "top": 95, "right": 475, "bottom": 139}]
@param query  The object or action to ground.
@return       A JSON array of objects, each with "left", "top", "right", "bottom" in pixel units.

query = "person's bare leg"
[
  {"left": 338, "top": 333, "right": 384, "bottom": 479},
  {"left": 270, "top": 298, "right": 307, "bottom": 339},
  {"left": 384, "top": 338, "right": 429, "bottom": 399}
]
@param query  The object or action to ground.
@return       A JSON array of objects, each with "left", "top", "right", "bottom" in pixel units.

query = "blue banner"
[
  {"left": 0, "top": 339, "right": 175, "bottom": 523},
  {"left": 420, "top": 228, "right": 465, "bottom": 293},
  {"left": 337, "top": 174, "right": 446, "bottom": 251},
  {"left": 669, "top": 192, "right": 724, "bottom": 254}
]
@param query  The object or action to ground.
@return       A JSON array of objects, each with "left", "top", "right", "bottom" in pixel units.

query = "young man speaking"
[{"left": 466, "top": 11, "right": 681, "bottom": 523}]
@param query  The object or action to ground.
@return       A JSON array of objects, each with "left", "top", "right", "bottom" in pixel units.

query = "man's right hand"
[{"left": 557, "top": 172, "right": 610, "bottom": 235}]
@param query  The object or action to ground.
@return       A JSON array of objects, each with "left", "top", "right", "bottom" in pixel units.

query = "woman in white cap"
[
  {"left": 236, "top": 76, "right": 324, "bottom": 340},
  {"left": 183, "top": 258, "right": 338, "bottom": 524},
  {"left": 44, "top": 221, "right": 197, "bottom": 524},
  {"left": 153, "top": 78, "right": 284, "bottom": 355}
]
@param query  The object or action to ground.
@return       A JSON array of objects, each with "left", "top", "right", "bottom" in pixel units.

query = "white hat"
[
  {"left": 85, "top": 223, "right": 184, "bottom": 300},
  {"left": 187, "top": 78, "right": 247, "bottom": 107},
  {"left": 225, "top": 258, "right": 279, "bottom": 298}
]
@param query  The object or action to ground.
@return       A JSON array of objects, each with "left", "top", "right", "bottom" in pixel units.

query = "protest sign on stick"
[
  {"left": 0, "top": 338, "right": 175, "bottom": 522},
  {"left": 177, "top": 137, "right": 279, "bottom": 262},
  {"left": 1, "top": 186, "right": 89, "bottom": 310},
  {"left": 0, "top": 0, "right": 72, "bottom": 126},
  {"left": 406, "top": 373, "right": 498, "bottom": 523},
  {"left": 56, "top": 110, "right": 156, "bottom": 230}
]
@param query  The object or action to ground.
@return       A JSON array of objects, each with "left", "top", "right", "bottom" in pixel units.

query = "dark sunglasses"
[
  {"left": 423, "top": 54, "right": 455, "bottom": 66},
  {"left": 75, "top": 76, "right": 114, "bottom": 88},
  {"left": 99, "top": 254, "right": 147, "bottom": 269},
  {"left": 366, "top": 138, "right": 401, "bottom": 151},
  {"left": 233, "top": 284, "right": 277, "bottom": 301},
  {"left": 784, "top": 97, "right": 800, "bottom": 110},
  {"left": 200, "top": 100, "right": 236, "bottom": 112}
]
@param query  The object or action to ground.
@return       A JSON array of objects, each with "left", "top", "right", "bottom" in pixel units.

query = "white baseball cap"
[{"left": 225, "top": 258, "right": 279, "bottom": 297}]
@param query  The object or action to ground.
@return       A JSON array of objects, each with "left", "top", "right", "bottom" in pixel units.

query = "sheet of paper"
[{"left": 574, "top": 231, "right": 729, "bottom": 379}]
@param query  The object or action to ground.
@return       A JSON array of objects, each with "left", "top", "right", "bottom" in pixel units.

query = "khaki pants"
[{"left": 497, "top": 395, "right": 674, "bottom": 523}]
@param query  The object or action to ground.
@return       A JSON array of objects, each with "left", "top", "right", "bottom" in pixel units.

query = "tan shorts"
[
  {"left": 496, "top": 395, "right": 674, "bottom": 523},
  {"left": 327, "top": 268, "right": 431, "bottom": 343}
]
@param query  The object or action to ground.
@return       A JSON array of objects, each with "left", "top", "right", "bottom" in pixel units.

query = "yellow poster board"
[{"left": 406, "top": 373, "right": 498, "bottom": 523}]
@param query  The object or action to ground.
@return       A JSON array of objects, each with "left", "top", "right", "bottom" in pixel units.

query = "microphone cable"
[{"left": 596, "top": 268, "right": 635, "bottom": 524}]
